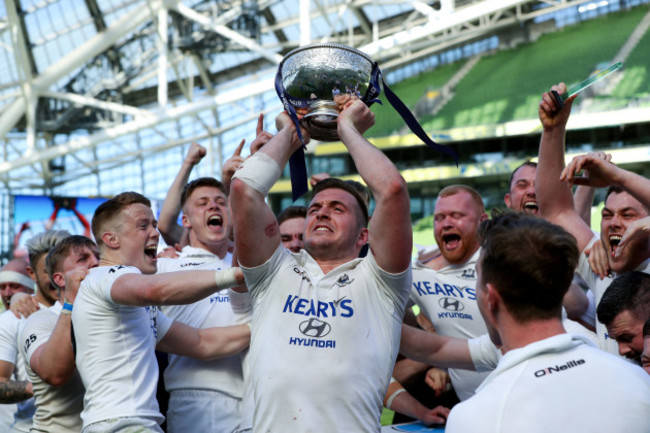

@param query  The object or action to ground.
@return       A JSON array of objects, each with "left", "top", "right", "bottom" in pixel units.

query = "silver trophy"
[{"left": 277, "top": 43, "right": 375, "bottom": 141}]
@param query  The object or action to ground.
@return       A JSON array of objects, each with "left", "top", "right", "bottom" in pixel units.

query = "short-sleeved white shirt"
[
  {"left": 242, "top": 245, "right": 411, "bottom": 433},
  {"left": 0, "top": 309, "right": 39, "bottom": 430},
  {"left": 448, "top": 334, "right": 650, "bottom": 433},
  {"left": 157, "top": 247, "right": 244, "bottom": 398},
  {"left": 410, "top": 249, "right": 491, "bottom": 401},
  {"left": 72, "top": 265, "right": 173, "bottom": 429},
  {"left": 20, "top": 302, "right": 84, "bottom": 432}
]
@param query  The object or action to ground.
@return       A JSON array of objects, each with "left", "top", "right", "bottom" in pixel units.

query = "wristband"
[
  {"left": 385, "top": 388, "right": 406, "bottom": 410},
  {"left": 215, "top": 268, "right": 239, "bottom": 289},
  {"left": 61, "top": 301, "right": 73, "bottom": 315},
  {"left": 231, "top": 152, "right": 282, "bottom": 197}
]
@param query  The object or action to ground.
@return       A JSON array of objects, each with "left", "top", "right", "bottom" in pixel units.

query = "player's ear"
[
  {"left": 485, "top": 283, "right": 501, "bottom": 315},
  {"left": 52, "top": 272, "right": 65, "bottom": 289},
  {"left": 102, "top": 231, "right": 119, "bottom": 249},
  {"left": 181, "top": 213, "right": 191, "bottom": 229},
  {"left": 357, "top": 227, "right": 369, "bottom": 247},
  {"left": 504, "top": 193, "right": 512, "bottom": 208},
  {"left": 26, "top": 266, "right": 37, "bottom": 283}
]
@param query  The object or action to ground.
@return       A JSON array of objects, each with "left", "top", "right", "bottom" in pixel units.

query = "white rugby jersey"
[
  {"left": 157, "top": 248, "right": 244, "bottom": 398},
  {"left": 0, "top": 307, "right": 41, "bottom": 431},
  {"left": 72, "top": 265, "right": 173, "bottom": 429},
  {"left": 242, "top": 245, "right": 411, "bottom": 433},
  {"left": 449, "top": 334, "right": 650, "bottom": 433},
  {"left": 411, "top": 249, "right": 490, "bottom": 401},
  {"left": 20, "top": 302, "right": 84, "bottom": 432}
]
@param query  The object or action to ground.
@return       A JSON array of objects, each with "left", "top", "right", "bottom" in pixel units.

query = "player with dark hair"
[{"left": 400, "top": 213, "right": 650, "bottom": 433}]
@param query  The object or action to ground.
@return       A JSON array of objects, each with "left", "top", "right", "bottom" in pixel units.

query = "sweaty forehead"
[{"left": 310, "top": 188, "right": 357, "bottom": 208}]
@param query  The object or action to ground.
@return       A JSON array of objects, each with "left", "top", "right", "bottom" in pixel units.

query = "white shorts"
[
  {"left": 167, "top": 389, "right": 242, "bottom": 433},
  {"left": 82, "top": 417, "right": 163, "bottom": 433}
]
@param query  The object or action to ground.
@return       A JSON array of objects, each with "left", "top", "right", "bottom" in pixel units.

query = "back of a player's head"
[
  {"left": 92, "top": 192, "right": 151, "bottom": 247},
  {"left": 277, "top": 206, "right": 307, "bottom": 226},
  {"left": 46, "top": 235, "right": 97, "bottom": 291},
  {"left": 508, "top": 160, "right": 537, "bottom": 190},
  {"left": 311, "top": 178, "right": 369, "bottom": 227},
  {"left": 438, "top": 184, "right": 485, "bottom": 212},
  {"left": 26, "top": 230, "right": 71, "bottom": 265},
  {"left": 478, "top": 213, "right": 578, "bottom": 322},
  {"left": 644, "top": 318, "right": 650, "bottom": 338},
  {"left": 180, "top": 177, "right": 227, "bottom": 210},
  {"left": 1, "top": 258, "right": 29, "bottom": 275},
  {"left": 597, "top": 271, "right": 650, "bottom": 327},
  {"left": 0, "top": 259, "right": 31, "bottom": 283}
]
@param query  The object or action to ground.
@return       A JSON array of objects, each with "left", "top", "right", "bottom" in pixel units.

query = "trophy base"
[{"left": 301, "top": 102, "right": 339, "bottom": 141}]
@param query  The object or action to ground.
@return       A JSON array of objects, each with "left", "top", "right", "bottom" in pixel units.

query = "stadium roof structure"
[{"left": 0, "top": 0, "right": 633, "bottom": 196}]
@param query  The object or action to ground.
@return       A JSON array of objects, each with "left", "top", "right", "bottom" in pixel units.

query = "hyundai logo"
[
  {"left": 299, "top": 318, "right": 332, "bottom": 338},
  {"left": 438, "top": 297, "right": 464, "bottom": 312}
]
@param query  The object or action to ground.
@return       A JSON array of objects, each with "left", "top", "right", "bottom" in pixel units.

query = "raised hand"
[{"left": 560, "top": 152, "right": 618, "bottom": 188}]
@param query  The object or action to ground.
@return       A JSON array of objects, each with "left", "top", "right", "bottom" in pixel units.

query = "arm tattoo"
[{"left": 0, "top": 380, "right": 33, "bottom": 403}]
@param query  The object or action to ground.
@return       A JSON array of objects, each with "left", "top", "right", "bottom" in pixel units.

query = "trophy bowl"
[{"left": 278, "top": 43, "right": 375, "bottom": 141}]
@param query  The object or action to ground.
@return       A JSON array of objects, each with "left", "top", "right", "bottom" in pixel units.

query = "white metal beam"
[
  {"left": 40, "top": 90, "right": 155, "bottom": 119},
  {"left": 169, "top": 1, "right": 283, "bottom": 64},
  {"left": 0, "top": 1, "right": 159, "bottom": 140}
]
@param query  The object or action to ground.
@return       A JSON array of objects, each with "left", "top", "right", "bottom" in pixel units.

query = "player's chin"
[{"left": 141, "top": 258, "right": 158, "bottom": 274}]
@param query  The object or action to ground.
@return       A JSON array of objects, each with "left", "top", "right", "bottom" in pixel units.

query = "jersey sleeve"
[
  {"left": 0, "top": 313, "right": 20, "bottom": 364},
  {"left": 101, "top": 266, "right": 142, "bottom": 305},
  {"left": 467, "top": 333, "right": 501, "bottom": 372},
  {"left": 19, "top": 311, "right": 55, "bottom": 367},
  {"left": 362, "top": 250, "right": 412, "bottom": 314},
  {"left": 153, "top": 308, "right": 173, "bottom": 343},
  {"left": 227, "top": 289, "right": 253, "bottom": 324},
  {"left": 240, "top": 244, "right": 287, "bottom": 300}
]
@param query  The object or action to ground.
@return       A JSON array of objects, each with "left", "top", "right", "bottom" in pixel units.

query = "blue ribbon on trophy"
[{"left": 275, "top": 43, "right": 458, "bottom": 201}]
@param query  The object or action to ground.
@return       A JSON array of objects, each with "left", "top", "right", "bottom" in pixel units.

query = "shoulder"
[
  {"left": 0, "top": 310, "right": 20, "bottom": 331},
  {"left": 446, "top": 396, "right": 492, "bottom": 433}
]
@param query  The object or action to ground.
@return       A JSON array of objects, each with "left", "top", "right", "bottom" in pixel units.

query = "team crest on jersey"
[
  {"left": 335, "top": 273, "right": 353, "bottom": 287},
  {"left": 459, "top": 268, "right": 476, "bottom": 279}
]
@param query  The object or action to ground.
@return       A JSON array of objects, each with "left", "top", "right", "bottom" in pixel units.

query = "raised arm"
[
  {"left": 536, "top": 83, "right": 593, "bottom": 252},
  {"left": 156, "top": 321, "right": 250, "bottom": 361},
  {"left": 110, "top": 268, "right": 244, "bottom": 307},
  {"left": 400, "top": 324, "right": 474, "bottom": 370},
  {"left": 28, "top": 268, "right": 86, "bottom": 386},
  {"left": 561, "top": 152, "right": 650, "bottom": 210},
  {"left": 574, "top": 185, "right": 595, "bottom": 226},
  {"left": 230, "top": 113, "right": 305, "bottom": 268},
  {"left": 337, "top": 100, "right": 412, "bottom": 273},
  {"left": 158, "top": 142, "right": 206, "bottom": 246},
  {"left": 222, "top": 114, "right": 272, "bottom": 195}
]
